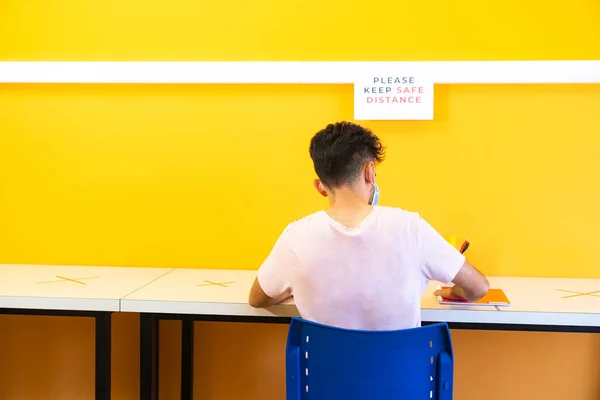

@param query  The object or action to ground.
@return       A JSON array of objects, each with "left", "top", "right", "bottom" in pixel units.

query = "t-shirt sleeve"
[
  {"left": 416, "top": 215, "right": 465, "bottom": 283},
  {"left": 257, "top": 228, "right": 295, "bottom": 298}
]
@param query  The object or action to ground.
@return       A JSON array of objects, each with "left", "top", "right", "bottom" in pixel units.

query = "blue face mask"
[{"left": 370, "top": 174, "right": 380, "bottom": 206}]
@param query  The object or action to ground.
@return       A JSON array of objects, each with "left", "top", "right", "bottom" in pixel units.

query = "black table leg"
[
  {"left": 95, "top": 312, "right": 112, "bottom": 400},
  {"left": 141, "top": 313, "right": 159, "bottom": 400},
  {"left": 181, "top": 317, "right": 195, "bottom": 400}
]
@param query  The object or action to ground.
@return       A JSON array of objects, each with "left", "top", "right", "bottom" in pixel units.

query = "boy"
[{"left": 249, "top": 122, "right": 488, "bottom": 330}]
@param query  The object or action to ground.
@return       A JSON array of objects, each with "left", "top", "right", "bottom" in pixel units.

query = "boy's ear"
[
  {"left": 365, "top": 161, "right": 376, "bottom": 184},
  {"left": 313, "top": 179, "right": 328, "bottom": 197}
]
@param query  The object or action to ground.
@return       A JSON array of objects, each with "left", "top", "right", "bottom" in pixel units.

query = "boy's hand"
[{"left": 434, "top": 286, "right": 467, "bottom": 300}]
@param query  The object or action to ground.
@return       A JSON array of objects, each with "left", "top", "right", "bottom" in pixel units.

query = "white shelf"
[{"left": 0, "top": 61, "right": 599, "bottom": 84}]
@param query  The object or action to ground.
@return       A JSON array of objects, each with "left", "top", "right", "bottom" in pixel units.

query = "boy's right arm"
[
  {"left": 416, "top": 215, "right": 489, "bottom": 301},
  {"left": 434, "top": 260, "right": 489, "bottom": 301}
]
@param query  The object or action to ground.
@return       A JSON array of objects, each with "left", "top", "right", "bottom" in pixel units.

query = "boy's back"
[{"left": 258, "top": 206, "right": 464, "bottom": 330}]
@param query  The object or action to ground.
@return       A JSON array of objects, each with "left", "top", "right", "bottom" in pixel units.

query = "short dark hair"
[{"left": 309, "top": 121, "right": 385, "bottom": 188}]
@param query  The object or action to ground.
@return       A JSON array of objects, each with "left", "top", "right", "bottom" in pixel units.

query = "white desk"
[
  {"left": 1, "top": 264, "right": 595, "bottom": 329},
  {"left": 422, "top": 277, "right": 600, "bottom": 329},
  {"left": 121, "top": 269, "right": 600, "bottom": 329},
  {"left": 0, "top": 264, "right": 174, "bottom": 311},
  {"left": 0, "top": 264, "right": 173, "bottom": 400},
  {"left": 120, "top": 268, "right": 296, "bottom": 317}
]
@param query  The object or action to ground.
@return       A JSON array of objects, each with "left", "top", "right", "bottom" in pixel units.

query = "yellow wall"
[
  {"left": 1, "top": 0, "right": 600, "bottom": 277},
  {"left": 1, "top": 0, "right": 599, "bottom": 61},
  {"left": 2, "top": 83, "right": 600, "bottom": 276},
  {"left": 0, "top": 0, "right": 599, "bottom": 399}
]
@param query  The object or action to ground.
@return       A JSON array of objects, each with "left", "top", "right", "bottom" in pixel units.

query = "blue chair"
[{"left": 286, "top": 318, "right": 454, "bottom": 400}]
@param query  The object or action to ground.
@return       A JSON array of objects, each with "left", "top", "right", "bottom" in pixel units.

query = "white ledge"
[{"left": 0, "top": 61, "right": 599, "bottom": 84}]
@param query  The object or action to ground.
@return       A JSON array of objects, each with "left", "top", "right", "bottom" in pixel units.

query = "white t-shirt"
[{"left": 258, "top": 206, "right": 465, "bottom": 330}]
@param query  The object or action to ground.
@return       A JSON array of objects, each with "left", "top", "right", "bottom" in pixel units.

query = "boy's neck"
[{"left": 325, "top": 188, "right": 374, "bottom": 229}]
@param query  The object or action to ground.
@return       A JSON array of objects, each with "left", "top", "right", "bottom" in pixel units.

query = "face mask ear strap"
[{"left": 372, "top": 184, "right": 380, "bottom": 206}]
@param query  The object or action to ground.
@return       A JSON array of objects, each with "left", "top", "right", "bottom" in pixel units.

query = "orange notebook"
[{"left": 437, "top": 287, "right": 511, "bottom": 307}]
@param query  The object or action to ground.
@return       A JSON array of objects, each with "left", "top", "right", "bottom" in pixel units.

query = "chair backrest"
[{"left": 286, "top": 318, "right": 453, "bottom": 400}]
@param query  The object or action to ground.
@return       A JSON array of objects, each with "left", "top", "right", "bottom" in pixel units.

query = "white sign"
[{"left": 354, "top": 70, "right": 434, "bottom": 120}]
